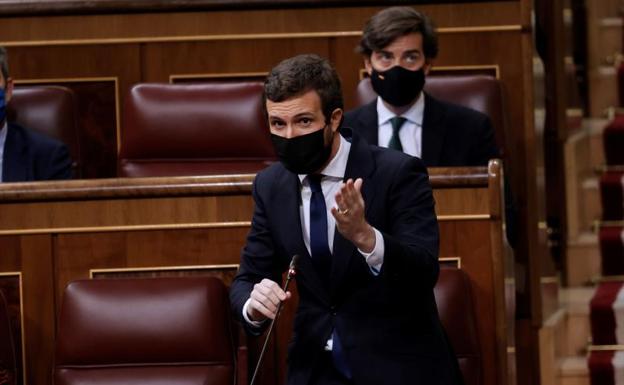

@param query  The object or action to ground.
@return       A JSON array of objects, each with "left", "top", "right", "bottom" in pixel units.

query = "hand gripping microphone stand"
[{"left": 249, "top": 255, "right": 300, "bottom": 385}]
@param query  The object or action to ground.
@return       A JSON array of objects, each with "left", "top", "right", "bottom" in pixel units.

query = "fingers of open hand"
[
  {"left": 335, "top": 178, "right": 364, "bottom": 216},
  {"left": 250, "top": 279, "right": 285, "bottom": 319}
]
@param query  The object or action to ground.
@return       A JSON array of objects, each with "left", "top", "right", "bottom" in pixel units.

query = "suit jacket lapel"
[
  {"left": 421, "top": 93, "right": 446, "bottom": 167},
  {"left": 353, "top": 101, "right": 379, "bottom": 146},
  {"left": 330, "top": 134, "right": 376, "bottom": 295},
  {"left": 274, "top": 169, "right": 330, "bottom": 304},
  {"left": 2, "top": 124, "right": 28, "bottom": 182}
]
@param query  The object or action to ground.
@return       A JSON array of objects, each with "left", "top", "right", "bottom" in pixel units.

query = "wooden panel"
[
  {"left": 0, "top": 235, "right": 55, "bottom": 385},
  {"left": 142, "top": 39, "right": 331, "bottom": 83},
  {"left": 434, "top": 187, "right": 490, "bottom": 216},
  {"left": 0, "top": 272, "right": 24, "bottom": 385},
  {"left": 20, "top": 236, "right": 55, "bottom": 385},
  {"left": 0, "top": 3, "right": 523, "bottom": 44},
  {"left": 54, "top": 228, "right": 248, "bottom": 309},
  {"left": 0, "top": 196, "right": 254, "bottom": 231}
]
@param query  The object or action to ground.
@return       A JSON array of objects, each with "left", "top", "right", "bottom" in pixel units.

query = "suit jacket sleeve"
[
  {"left": 378, "top": 156, "right": 440, "bottom": 289},
  {"left": 230, "top": 172, "right": 282, "bottom": 335},
  {"left": 42, "top": 142, "right": 73, "bottom": 180}
]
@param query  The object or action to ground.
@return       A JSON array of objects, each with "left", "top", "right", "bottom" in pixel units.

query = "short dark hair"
[
  {"left": 0, "top": 47, "right": 9, "bottom": 81},
  {"left": 357, "top": 7, "right": 438, "bottom": 60},
  {"left": 263, "top": 54, "right": 343, "bottom": 123}
]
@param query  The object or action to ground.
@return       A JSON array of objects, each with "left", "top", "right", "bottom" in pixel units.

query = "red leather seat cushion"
[{"left": 119, "top": 82, "right": 275, "bottom": 177}]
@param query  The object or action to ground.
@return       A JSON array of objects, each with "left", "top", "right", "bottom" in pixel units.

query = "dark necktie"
[
  {"left": 308, "top": 174, "right": 331, "bottom": 283},
  {"left": 307, "top": 174, "right": 352, "bottom": 380},
  {"left": 388, "top": 116, "right": 407, "bottom": 151}
]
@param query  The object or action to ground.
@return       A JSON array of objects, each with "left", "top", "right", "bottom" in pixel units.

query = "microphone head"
[
  {"left": 289, "top": 254, "right": 300, "bottom": 270},
  {"left": 287, "top": 255, "right": 300, "bottom": 278}
]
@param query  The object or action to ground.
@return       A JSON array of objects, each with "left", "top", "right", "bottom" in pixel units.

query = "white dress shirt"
[
  {"left": 0, "top": 121, "right": 8, "bottom": 182},
  {"left": 377, "top": 94, "right": 425, "bottom": 157},
  {"left": 243, "top": 134, "right": 385, "bottom": 332}
]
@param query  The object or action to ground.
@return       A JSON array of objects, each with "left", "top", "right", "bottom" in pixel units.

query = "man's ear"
[
  {"left": 5, "top": 77, "right": 14, "bottom": 103},
  {"left": 330, "top": 108, "right": 343, "bottom": 132},
  {"left": 364, "top": 57, "right": 373, "bottom": 77},
  {"left": 423, "top": 60, "right": 433, "bottom": 76}
]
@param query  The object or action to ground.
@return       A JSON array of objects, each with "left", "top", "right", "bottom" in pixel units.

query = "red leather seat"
[
  {"left": 7, "top": 86, "right": 81, "bottom": 177},
  {"left": 434, "top": 267, "right": 482, "bottom": 385},
  {"left": 0, "top": 289, "right": 16, "bottom": 385},
  {"left": 354, "top": 75, "right": 507, "bottom": 156},
  {"left": 54, "top": 277, "right": 246, "bottom": 385},
  {"left": 119, "top": 82, "right": 275, "bottom": 177}
]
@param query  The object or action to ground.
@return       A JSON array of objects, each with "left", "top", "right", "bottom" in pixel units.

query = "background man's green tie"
[{"left": 388, "top": 116, "right": 407, "bottom": 151}]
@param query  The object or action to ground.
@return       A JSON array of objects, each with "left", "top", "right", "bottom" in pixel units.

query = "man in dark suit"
[
  {"left": 0, "top": 47, "right": 72, "bottom": 182},
  {"left": 230, "top": 54, "right": 461, "bottom": 385},
  {"left": 344, "top": 7, "right": 499, "bottom": 167}
]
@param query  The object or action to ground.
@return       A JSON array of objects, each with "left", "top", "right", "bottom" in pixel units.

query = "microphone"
[{"left": 249, "top": 255, "right": 299, "bottom": 385}]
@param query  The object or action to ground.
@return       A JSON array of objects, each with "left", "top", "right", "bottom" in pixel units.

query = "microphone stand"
[{"left": 249, "top": 255, "right": 299, "bottom": 385}]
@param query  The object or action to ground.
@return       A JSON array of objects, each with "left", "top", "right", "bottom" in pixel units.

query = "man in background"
[
  {"left": 0, "top": 47, "right": 72, "bottom": 182},
  {"left": 344, "top": 7, "right": 499, "bottom": 167}
]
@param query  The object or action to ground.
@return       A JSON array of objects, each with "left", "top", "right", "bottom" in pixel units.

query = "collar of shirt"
[
  {"left": 0, "top": 120, "right": 7, "bottom": 182},
  {"left": 376, "top": 92, "right": 425, "bottom": 127},
  {"left": 298, "top": 134, "right": 351, "bottom": 184}
]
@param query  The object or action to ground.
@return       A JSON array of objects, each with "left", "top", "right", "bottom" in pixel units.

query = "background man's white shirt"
[{"left": 376, "top": 95, "right": 424, "bottom": 157}]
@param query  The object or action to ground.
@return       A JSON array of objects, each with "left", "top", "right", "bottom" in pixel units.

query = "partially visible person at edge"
[{"left": 0, "top": 46, "right": 72, "bottom": 182}]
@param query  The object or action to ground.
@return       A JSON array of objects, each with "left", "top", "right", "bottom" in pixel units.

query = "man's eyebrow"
[{"left": 268, "top": 112, "right": 314, "bottom": 120}]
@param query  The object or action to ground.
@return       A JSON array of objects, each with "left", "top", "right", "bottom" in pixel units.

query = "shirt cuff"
[
  {"left": 358, "top": 228, "right": 384, "bottom": 275},
  {"left": 242, "top": 297, "right": 266, "bottom": 328}
]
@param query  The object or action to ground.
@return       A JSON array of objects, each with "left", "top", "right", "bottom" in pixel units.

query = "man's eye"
[
  {"left": 406, "top": 54, "right": 419, "bottom": 62},
  {"left": 299, "top": 118, "right": 312, "bottom": 126},
  {"left": 271, "top": 121, "right": 285, "bottom": 128}
]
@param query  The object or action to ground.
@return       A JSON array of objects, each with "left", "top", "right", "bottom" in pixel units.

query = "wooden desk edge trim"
[
  {"left": 486, "top": 158, "right": 510, "bottom": 384},
  {"left": 0, "top": 26, "right": 524, "bottom": 47},
  {"left": 89, "top": 263, "right": 240, "bottom": 278},
  {"left": 0, "top": 221, "right": 252, "bottom": 235},
  {"left": 0, "top": 175, "right": 256, "bottom": 202},
  {"left": 0, "top": 214, "right": 491, "bottom": 235},
  {"left": 0, "top": 169, "right": 489, "bottom": 202}
]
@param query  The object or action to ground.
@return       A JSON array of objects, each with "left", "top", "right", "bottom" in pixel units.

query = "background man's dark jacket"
[
  {"left": 344, "top": 93, "right": 499, "bottom": 167},
  {"left": 2, "top": 123, "right": 72, "bottom": 182}
]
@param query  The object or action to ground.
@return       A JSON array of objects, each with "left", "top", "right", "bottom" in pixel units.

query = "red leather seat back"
[
  {"left": 0, "top": 289, "right": 16, "bottom": 385},
  {"left": 55, "top": 277, "right": 235, "bottom": 385},
  {"left": 7, "top": 86, "right": 81, "bottom": 177},
  {"left": 355, "top": 75, "right": 507, "bottom": 157},
  {"left": 119, "top": 82, "right": 275, "bottom": 177},
  {"left": 434, "top": 267, "right": 482, "bottom": 385}
]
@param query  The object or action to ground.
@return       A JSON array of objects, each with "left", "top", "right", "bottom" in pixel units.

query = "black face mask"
[
  {"left": 271, "top": 125, "right": 333, "bottom": 175},
  {"left": 370, "top": 66, "right": 426, "bottom": 107}
]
